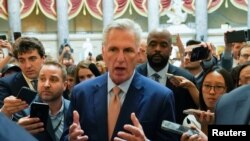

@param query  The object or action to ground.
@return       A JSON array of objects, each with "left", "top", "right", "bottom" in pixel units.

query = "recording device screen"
[
  {"left": 190, "top": 46, "right": 210, "bottom": 62},
  {"left": 226, "top": 29, "right": 250, "bottom": 43},
  {"left": 30, "top": 102, "right": 49, "bottom": 129},
  {"left": 13, "top": 32, "right": 22, "bottom": 40},
  {"left": 161, "top": 120, "right": 199, "bottom": 136},
  {"left": 0, "top": 35, "right": 7, "bottom": 40},
  {"left": 17, "top": 86, "right": 37, "bottom": 104}
]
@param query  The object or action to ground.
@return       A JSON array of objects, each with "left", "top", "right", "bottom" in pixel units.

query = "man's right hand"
[
  {"left": 18, "top": 116, "right": 44, "bottom": 134},
  {"left": 69, "top": 110, "right": 88, "bottom": 141},
  {"left": 0, "top": 96, "right": 28, "bottom": 117}
]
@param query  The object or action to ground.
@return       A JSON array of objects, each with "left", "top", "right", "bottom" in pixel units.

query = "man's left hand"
[{"left": 114, "top": 113, "right": 149, "bottom": 141}]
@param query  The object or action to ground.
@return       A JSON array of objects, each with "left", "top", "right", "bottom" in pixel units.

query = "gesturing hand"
[
  {"left": 114, "top": 113, "right": 149, "bottom": 141},
  {"left": 69, "top": 110, "right": 88, "bottom": 141}
]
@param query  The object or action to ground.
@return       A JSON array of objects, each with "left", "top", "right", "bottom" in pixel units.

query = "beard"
[
  {"left": 40, "top": 91, "right": 62, "bottom": 103},
  {"left": 147, "top": 53, "right": 169, "bottom": 70}
]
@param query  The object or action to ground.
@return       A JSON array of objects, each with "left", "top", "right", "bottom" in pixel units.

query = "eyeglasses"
[
  {"left": 240, "top": 54, "right": 250, "bottom": 59},
  {"left": 202, "top": 84, "right": 226, "bottom": 93}
]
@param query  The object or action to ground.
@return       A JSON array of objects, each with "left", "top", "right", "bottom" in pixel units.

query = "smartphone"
[
  {"left": 226, "top": 30, "right": 248, "bottom": 43},
  {"left": 172, "top": 35, "right": 177, "bottom": 44},
  {"left": 30, "top": 102, "right": 49, "bottom": 128},
  {"left": 183, "top": 109, "right": 202, "bottom": 115},
  {"left": 17, "top": 86, "right": 37, "bottom": 104},
  {"left": 190, "top": 46, "right": 210, "bottom": 62},
  {"left": 0, "top": 35, "right": 7, "bottom": 40},
  {"left": 13, "top": 32, "right": 21, "bottom": 40},
  {"left": 161, "top": 120, "right": 199, "bottom": 136}
]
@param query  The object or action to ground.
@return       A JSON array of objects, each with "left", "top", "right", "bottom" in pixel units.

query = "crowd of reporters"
[{"left": 0, "top": 19, "right": 250, "bottom": 141}]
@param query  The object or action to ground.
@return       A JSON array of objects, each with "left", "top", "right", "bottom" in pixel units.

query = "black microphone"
[{"left": 89, "top": 63, "right": 101, "bottom": 76}]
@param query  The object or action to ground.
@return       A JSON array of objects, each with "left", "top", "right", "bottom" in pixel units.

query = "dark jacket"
[{"left": 136, "top": 63, "right": 198, "bottom": 124}]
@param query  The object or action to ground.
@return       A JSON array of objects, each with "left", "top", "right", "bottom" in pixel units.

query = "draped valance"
[{"left": 0, "top": 0, "right": 247, "bottom": 20}]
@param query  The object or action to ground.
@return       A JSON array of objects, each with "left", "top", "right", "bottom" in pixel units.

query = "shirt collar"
[
  {"left": 22, "top": 72, "right": 37, "bottom": 90},
  {"left": 107, "top": 71, "right": 135, "bottom": 94},
  {"left": 147, "top": 62, "right": 169, "bottom": 78},
  {"left": 49, "top": 97, "right": 64, "bottom": 118}
]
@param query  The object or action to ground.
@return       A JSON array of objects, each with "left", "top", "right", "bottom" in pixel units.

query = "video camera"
[
  {"left": 190, "top": 46, "right": 210, "bottom": 62},
  {"left": 226, "top": 29, "right": 250, "bottom": 43}
]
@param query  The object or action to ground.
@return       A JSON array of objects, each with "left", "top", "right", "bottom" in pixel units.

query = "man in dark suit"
[
  {"left": 215, "top": 84, "right": 250, "bottom": 124},
  {"left": 0, "top": 37, "right": 45, "bottom": 119},
  {"left": 0, "top": 112, "right": 37, "bottom": 141},
  {"left": 61, "top": 19, "right": 178, "bottom": 141},
  {"left": 136, "top": 28, "right": 198, "bottom": 124},
  {"left": 17, "top": 60, "right": 70, "bottom": 141}
]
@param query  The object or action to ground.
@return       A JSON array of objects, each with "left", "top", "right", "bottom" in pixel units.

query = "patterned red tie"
[{"left": 108, "top": 86, "right": 121, "bottom": 140}]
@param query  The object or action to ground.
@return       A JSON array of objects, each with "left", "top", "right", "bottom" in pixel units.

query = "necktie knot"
[
  {"left": 112, "top": 86, "right": 121, "bottom": 96},
  {"left": 152, "top": 73, "right": 161, "bottom": 82},
  {"left": 31, "top": 80, "right": 38, "bottom": 91}
]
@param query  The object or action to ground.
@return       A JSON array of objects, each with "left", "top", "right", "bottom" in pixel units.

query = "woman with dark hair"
[
  {"left": 180, "top": 66, "right": 234, "bottom": 135},
  {"left": 74, "top": 60, "right": 96, "bottom": 84},
  {"left": 198, "top": 66, "right": 234, "bottom": 111}
]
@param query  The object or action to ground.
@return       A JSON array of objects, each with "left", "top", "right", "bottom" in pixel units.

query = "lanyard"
[{"left": 53, "top": 116, "right": 63, "bottom": 132}]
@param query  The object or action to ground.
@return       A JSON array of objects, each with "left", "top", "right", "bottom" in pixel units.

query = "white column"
[
  {"left": 195, "top": 0, "right": 208, "bottom": 41},
  {"left": 7, "top": 0, "right": 21, "bottom": 42},
  {"left": 102, "top": 0, "right": 114, "bottom": 29},
  {"left": 56, "top": 0, "right": 69, "bottom": 47},
  {"left": 148, "top": 0, "right": 160, "bottom": 32},
  {"left": 248, "top": 0, "right": 250, "bottom": 28}
]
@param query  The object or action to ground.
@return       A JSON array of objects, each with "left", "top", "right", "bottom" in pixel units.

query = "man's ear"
[
  {"left": 101, "top": 46, "right": 107, "bottom": 63},
  {"left": 236, "top": 54, "right": 240, "bottom": 60},
  {"left": 63, "top": 81, "right": 67, "bottom": 91}
]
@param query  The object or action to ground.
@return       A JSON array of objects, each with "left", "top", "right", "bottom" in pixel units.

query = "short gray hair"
[{"left": 102, "top": 18, "right": 142, "bottom": 47}]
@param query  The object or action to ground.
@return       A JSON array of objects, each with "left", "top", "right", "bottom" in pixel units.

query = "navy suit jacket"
[
  {"left": 215, "top": 84, "right": 250, "bottom": 124},
  {"left": 136, "top": 63, "right": 197, "bottom": 124},
  {"left": 0, "top": 72, "right": 37, "bottom": 121},
  {"left": 0, "top": 112, "right": 37, "bottom": 141},
  {"left": 0, "top": 72, "right": 29, "bottom": 108},
  {"left": 61, "top": 72, "right": 178, "bottom": 141}
]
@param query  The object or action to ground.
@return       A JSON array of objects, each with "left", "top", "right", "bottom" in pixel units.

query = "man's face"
[
  {"left": 239, "top": 65, "right": 250, "bottom": 86},
  {"left": 232, "top": 43, "right": 244, "bottom": 59},
  {"left": 62, "top": 58, "right": 74, "bottom": 67},
  {"left": 66, "top": 75, "right": 75, "bottom": 90},
  {"left": 183, "top": 46, "right": 201, "bottom": 70},
  {"left": 238, "top": 47, "right": 250, "bottom": 65},
  {"left": 17, "top": 50, "right": 45, "bottom": 79},
  {"left": 147, "top": 30, "right": 172, "bottom": 70},
  {"left": 38, "top": 65, "right": 66, "bottom": 103},
  {"left": 102, "top": 29, "right": 139, "bottom": 85}
]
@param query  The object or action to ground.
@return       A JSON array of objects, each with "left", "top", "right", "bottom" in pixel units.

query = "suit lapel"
[
  {"left": 13, "top": 73, "right": 29, "bottom": 96},
  {"left": 93, "top": 74, "right": 109, "bottom": 140},
  {"left": 113, "top": 73, "right": 144, "bottom": 138}
]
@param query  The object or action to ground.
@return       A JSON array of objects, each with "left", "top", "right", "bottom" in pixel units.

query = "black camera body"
[
  {"left": 0, "top": 35, "right": 7, "bottom": 40},
  {"left": 13, "top": 32, "right": 21, "bottom": 40},
  {"left": 190, "top": 46, "right": 210, "bottom": 62},
  {"left": 226, "top": 29, "right": 250, "bottom": 43}
]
